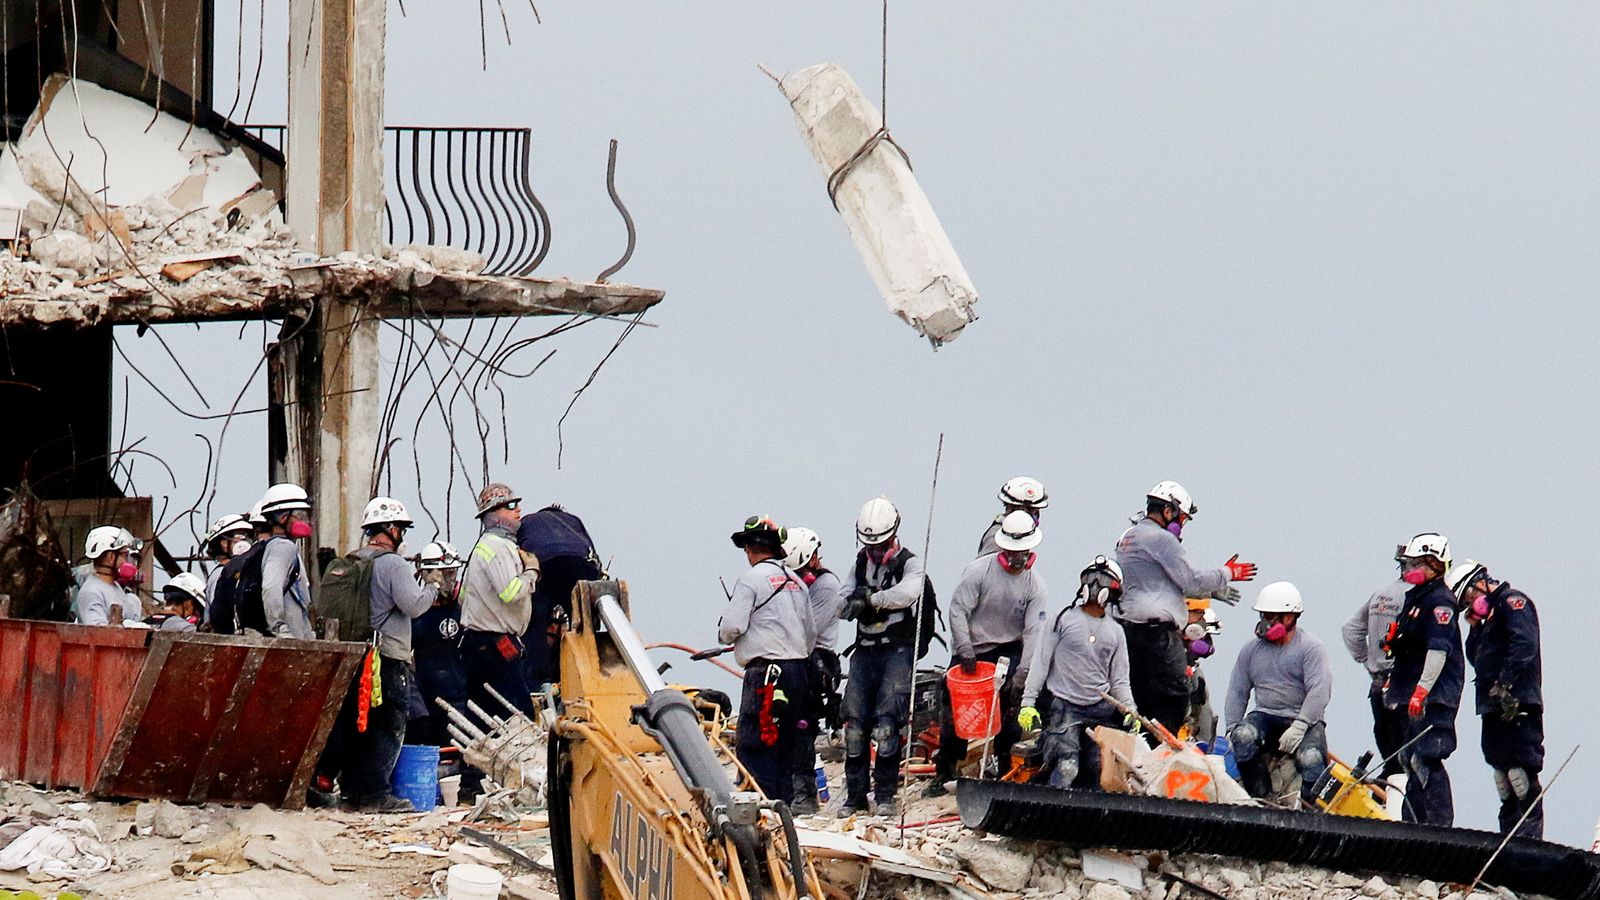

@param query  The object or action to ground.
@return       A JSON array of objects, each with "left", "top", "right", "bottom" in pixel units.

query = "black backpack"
[
  {"left": 853, "top": 548, "right": 944, "bottom": 660},
  {"left": 210, "top": 541, "right": 269, "bottom": 635}
]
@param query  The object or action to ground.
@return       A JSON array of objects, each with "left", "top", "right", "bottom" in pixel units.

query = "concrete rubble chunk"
[
  {"left": 1364, "top": 875, "right": 1391, "bottom": 896},
  {"left": 148, "top": 799, "right": 194, "bottom": 838},
  {"left": 1220, "top": 867, "right": 1253, "bottom": 893},
  {"left": 1417, "top": 880, "right": 1440, "bottom": 899},
  {"left": 950, "top": 837, "right": 1033, "bottom": 892},
  {"left": 506, "top": 873, "right": 560, "bottom": 899},
  {"left": 1086, "top": 883, "right": 1134, "bottom": 900},
  {"left": 29, "top": 230, "right": 97, "bottom": 276}
]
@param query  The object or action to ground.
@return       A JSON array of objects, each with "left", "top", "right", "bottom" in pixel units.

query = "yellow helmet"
[{"left": 1185, "top": 597, "right": 1212, "bottom": 613}]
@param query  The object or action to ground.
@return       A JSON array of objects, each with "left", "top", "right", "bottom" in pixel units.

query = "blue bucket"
[{"left": 391, "top": 744, "right": 440, "bottom": 811}]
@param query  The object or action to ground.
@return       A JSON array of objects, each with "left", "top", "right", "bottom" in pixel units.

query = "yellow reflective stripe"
[
  {"left": 474, "top": 544, "right": 496, "bottom": 562},
  {"left": 498, "top": 576, "right": 523, "bottom": 603}
]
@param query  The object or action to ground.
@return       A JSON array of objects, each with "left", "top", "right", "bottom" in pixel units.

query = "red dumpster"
[{"left": 0, "top": 621, "right": 364, "bottom": 808}]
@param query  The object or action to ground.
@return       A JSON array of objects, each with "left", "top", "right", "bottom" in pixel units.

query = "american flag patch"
[
  {"left": 1434, "top": 607, "right": 1454, "bottom": 625},
  {"left": 769, "top": 575, "right": 802, "bottom": 591}
]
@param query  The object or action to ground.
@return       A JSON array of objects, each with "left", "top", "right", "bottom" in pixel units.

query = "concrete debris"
[
  {"left": 949, "top": 837, "right": 1032, "bottom": 892},
  {"left": 1085, "top": 884, "right": 1133, "bottom": 900},
  {"left": 145, "top": 800, "right": 195, "bottom": 839}
]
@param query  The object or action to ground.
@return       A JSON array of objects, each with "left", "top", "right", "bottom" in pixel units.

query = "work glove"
[
  {"left": 1408, "top": 685, "right": 1430, "bottom": 719},
  {"left": 1278, "top": 719, "right": 1309, "bottom": 753},
  {"left": 1214, "top": 586, "right": 1241, "bottom": 606},
  {"left": 841, "top": 595, "right": 874, "bottom": 621},
  {"left": 1489, "top": 683, "right": 1521, "bottom": 721},
  {"left": 1122, "top": 712, "right": 1144, "bottom": 735},
  {"left": 1224, "top": 554, "right": 1258, "bottom": 582},
  {"left": 1017, "top": 706, "right": 1041, "bottom": 730},
  {"left": 958, "top": 655, "right": 978, "bottom": 675}
]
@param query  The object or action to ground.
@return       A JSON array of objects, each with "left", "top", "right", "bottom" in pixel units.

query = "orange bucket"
[{"left": 946, "top": 662, "right": 1001, "bottom": 740}]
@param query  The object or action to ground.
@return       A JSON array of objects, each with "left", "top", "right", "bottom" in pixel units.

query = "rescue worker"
[
  {"left": 148, "top": 572, "right": 207, "bottom": 631},
  {"left": 717, "top": 517, "right": 812, "bottom": 804},
  {"left": 933, "top": 510, "right": 1048, "bottom": 791},
  {"left": 1183, "top": 597, "right": 1221, "bottom": 743},
  {"left": 1448, "top": 560, "right": 1544, "bottom": 838},
  {"left": 1114, "top": 481, "right": 1255, "bottom": 735},
  {"left": 460, "top": 483, "right": 539, "bottom": 717},
  {"left": 1341, "top": 566, "right": 1409, "bottom": 780},
  {"left": 977, "top": 476, "right": 1048, "bottom": 556},
  {"left": 408, "top": 541, "right": 468, "bottom": 749},
  {"left": 783, "top": 526, "right": 842, "bottom": 813},
  {"left": 1383, "top": 533, "right": 1463, "bottom": 826},
  {"left": 1224, "top": 582, "right": 1332, "bottom": 804},
  {"left": 75, "top": 526, "right": 142, "bottom": 626},
  {"left": 837, "top": 497, "right": 926, "bottom": 815},
  {"left": 257, "top": 482, "right": 316, "bottom": 639},
  {"left": 339, "top": 497, "right": 436, "bottom": 812},
  {"left": 1018, "top": 556, "right": 1134, "bottom": 789},
  {"left": 201, "top": 514, "right": 253, "bottom": 614},
  {"left": 516, "top": 504, "right": 602, "bottom": 690}
]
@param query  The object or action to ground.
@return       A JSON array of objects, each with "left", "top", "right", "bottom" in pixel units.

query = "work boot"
[
  {"left": 874, "top": 798, "right": 899, "bottom": 818},
  {"left": 922, "top": 780, "right": 949, "bottom": 798},
  {"left": 790, "top": 795, "right": 819, "bottom": 815},
  {"left": 306, "top": 776, "right": 339, "bottom": 809},
  {"left": 359, "top": 794, "right": 416, "bottom": 814},
  {"left": 837, "top": 796, "right": 868, "bottom": 818}
]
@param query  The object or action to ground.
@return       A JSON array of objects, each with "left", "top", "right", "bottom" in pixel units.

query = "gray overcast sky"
[{"left": 117, "top": 3, "right": 1599, "bottom": 843}]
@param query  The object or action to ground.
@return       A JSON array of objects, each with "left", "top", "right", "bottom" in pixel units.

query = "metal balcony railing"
[{"left": 245, "top": 125, "right": 551, "bottom": 277}]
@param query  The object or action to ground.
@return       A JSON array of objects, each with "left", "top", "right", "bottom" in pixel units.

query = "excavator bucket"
[{"left": 957, "top": 779, "right": 1600, "bottom": 900}]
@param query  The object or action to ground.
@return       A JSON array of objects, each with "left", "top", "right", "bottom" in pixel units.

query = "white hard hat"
[
  {"left": 993, "top": 509, "right": 1043, "bottom": 552},
  {"left": 782, "top": 526, "right": 822, "bottom": 570},
  {"left": 247, "top": 500, "right": 268, "bottom": 529},
  {"left": 163, "top": 572, "right": 208, "bottom": 607},
  {"left": 205, "top": 514, "right": 252, "bottom": 545},
  {"left": 1396, "top": 533, "right": 1451, "bottom": 568},
  {"left": 1444, "top": 559, "right": 1488, "bottom": 602},
  {"left": 361, "top": 496, "right": 414, "bottom": 529},
  {"left": 999, "top": 476, "right": 1049, "bottom": 510},
  {"left": 856, "top": 496, "right": 900, "bottom": 546},
  {"left": 417, "top": 540, "right": 465, "bottom": 570},
  {"left": 1202, "top": 608, "right": 1222, "bottom": 633},
  {"left": 85, "top": 525, "right": 135, "bottom": 560},
  {"left": 1253, "top": 581, "right": 1304, "bottom": 614},
  {"left": 1147, "top": 480, "right": 1198, "bottom": 517},
  {"left": 258, "top": 482, "right": 312, "bottom": 516}
]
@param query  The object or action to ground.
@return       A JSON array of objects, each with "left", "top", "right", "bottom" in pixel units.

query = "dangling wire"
[{"left": 825, "top": 0, "right": 911, "bottom": 209}]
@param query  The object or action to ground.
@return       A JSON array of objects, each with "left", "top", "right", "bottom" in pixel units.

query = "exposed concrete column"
[{"left": 285, "top": 0, "right": 385, "bottom": 549}]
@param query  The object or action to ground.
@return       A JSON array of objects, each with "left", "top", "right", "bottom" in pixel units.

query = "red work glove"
[
  {"left": 1408, "top": 685, "right": 1429, "bottom": 719},
  {"left": 1224, "top": 554, "right": 1257, "bottom": 582}
]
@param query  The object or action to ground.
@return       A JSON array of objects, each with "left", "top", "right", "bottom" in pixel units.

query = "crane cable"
[{"left": 825, "top": 0, "right": 912, "bottom": 209}]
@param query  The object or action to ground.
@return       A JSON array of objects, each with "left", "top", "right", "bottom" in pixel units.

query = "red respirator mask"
[
  {"left": 288, "top": 520, "right": 314, "bottom": 540},
  {"left": 114, "top": 561, "right": 140, "bottom": 585}
]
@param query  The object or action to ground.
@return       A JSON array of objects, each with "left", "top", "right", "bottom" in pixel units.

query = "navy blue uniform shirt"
[
  {"left": 1384, "top": 579, "right": 1465, "bottom": 711},
  {"left": 1464, "top": 582, "right": 1542, "bottom": 714}
]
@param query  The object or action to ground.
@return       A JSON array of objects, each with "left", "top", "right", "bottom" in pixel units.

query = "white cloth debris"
[
  {"left": 0, "top": 821, "right": 112, "bottom": 879},
  {"left": 777, "top": 63, "right": 979, "bottom": 347}
]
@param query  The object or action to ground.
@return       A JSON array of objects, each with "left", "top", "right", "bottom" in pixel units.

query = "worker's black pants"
[
  {"left": 934, "top": 641, "right": 1024, "bottom": 782},
  {"left": 737, "top": 658, "right": 809, "bottom": 803},
  {"left": 1402, "top": 706, "right": 1457, "bottom": 827},
  {"left": 1041, "top": 698, "right": 1123, "bottom": 789},
  {"left": 843, "top": 641, "right": 915, "bottom": 804},
  {"left": 1482, "top": 710, "right": 1545, "bottom": 838},
  {"left": 320, "top": 656, "right": 413, "bottom": 806},
  {"left": 1229, "top": 711, "right": 1329, "bottom": 804},
  {"left": 1368, "top": 679, "right": 1409, "bottom": 777},
  {"left": 1120, "top": 621, "right": 1188, "bottom": 737},
  {"left": 521, "top": 555, "right": 602, "bottom": 690},
  {"left": 459, "top": 630, "right": 535, "bottom": 798},
  {"left": 407, "top": 647, "right": 469, "bottom": 748}
]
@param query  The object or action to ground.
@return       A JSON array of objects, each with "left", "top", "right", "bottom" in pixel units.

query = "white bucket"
[
  {"left": 446, "top": 863, "right": 503, "bottom": 900},
  {"left": 439, "top": 774, "right": 462, "bottom": 807}
]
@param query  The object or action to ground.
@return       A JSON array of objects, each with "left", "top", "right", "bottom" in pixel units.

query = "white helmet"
[
  {"left": 247, "top": 500, "right": 269, "bottom": 529},
  {"left": 856, "top": 496, "right": 900, "bottom": 546},
  {"left": 782, "top": 526, "right": 822, "bottom": 570},
  {"left": 85, "top": 525, "right": 135, "bottom": 560},
  {"left": 205, "top": 514, "right": 252, "bottom": 546},
  {"left": 993, "top": 509, "right": 1043, "bottom": 552},
  {"left": 417, "top": 540, "right": 465, "bottom": 570},
  {"left": 1396, "top": 533, "right": 1451, "bottom": 568},
  {"left": 163, "top": 572, "right": 208, "bottom": 607},
  {"left": 1444, "top": 559, "right": 1488, "bottom": 602},
  {"left": 1148, "top": 480, "right": 1198, "bottom": 517},
  {"left": 258, "top": 482, "right": 312, "bottom": 516},
  {"left": 361, "top": 496, "right": 414, "bottom": 529},
  {"left": 999, "top": 476, "right": 1049, "bottom": 510},
  {"left": 1076, "top": 555, "right": 1123, "bottom": 608},
  {"left": 1253, "top": 581, "right": 1304, "bottom": 614},
  {"left": 1202, "top": 608, "right": 1222, "bottom": 634}
]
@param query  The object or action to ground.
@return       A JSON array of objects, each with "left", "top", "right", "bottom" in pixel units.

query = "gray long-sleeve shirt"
[
  {"left": 1022, "top": 606, "right": 1133, "bottom": 709},
  {"left": 948, "top": 553, "right": 1048, "bottom": 683},
  {"left": 808, "top": 569, "right": 844, "bottom": 652},
  {"left": 461, "top": 526, "right": 537, "bottom": 635},
  {"left": 358, "top": 548, "right": 438, "bottom": 663},
  {"left": 75, "top": 577, "right": 140, "bottom": 626},
  {"left": 1114, "top": 517, "right": 1229, "bottom": 627},
  {"left": 717, "top": 559, "right": 814, "bottom": 665},
  {"left": 1224, "top": 630, "right": 1333, "bottom": 727},
  {"left": 1341, "top": 579, "right": 1406, "bottom": 677},
  {"left": 836, "top": 547, "right": 926, "bottom": 637},
  {"left": 261, "top": 537, "right": 314, "bottom": 639},
  {"left": 203, "top": 566, "right": 224, "bottom": 625}
]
